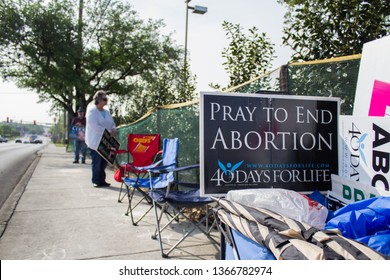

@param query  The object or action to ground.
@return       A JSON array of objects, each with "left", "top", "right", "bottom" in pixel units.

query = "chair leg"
[
  {"left": 124, "top": 184, "right": 134, "bottom": 216},
  {"left": 176, "top": 208, "right": 219, "bottom": 244},
  {"left": 151, "top": 204, "right": 218, "bottom": 258},
  {"left": 152, "top": 202, "right": 169, "bottom": 258},
  {"left": 205, "top": 205, "right": 218, "bottom": 234},
  {"left": 131, "top": 203, "right": 154, "bottom": 226},
  {"left": 117, "top": 181, "right": 127, "bottom": 202},
  {"left": 125, "top": 186, "right": 155, "bottom": 226},
  {"left": 126, "top": 187, "right": 143, "bottom": 218},
  {"left": 152, "top": 206, "right": 181, "bottom": 239}
]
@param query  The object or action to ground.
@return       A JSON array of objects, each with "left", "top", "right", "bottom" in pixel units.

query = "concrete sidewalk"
[{"left": 0, "top": 144, "right": 219, "bottom": 260}]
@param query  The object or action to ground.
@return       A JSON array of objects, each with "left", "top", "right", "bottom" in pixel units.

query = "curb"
[{"left": 0, "top": 151, "right": 42, "bottom": 238}]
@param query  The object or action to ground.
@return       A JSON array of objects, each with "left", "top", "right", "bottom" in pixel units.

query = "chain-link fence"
[
  {"left": 227, "top": 54, "right": 361, "bottom": 115},
  {"left": 70, "top": 55, "right": 362, "bottom": 183},
  {"left": 115, "top": 101, "right": 200, "bottom": 183}
]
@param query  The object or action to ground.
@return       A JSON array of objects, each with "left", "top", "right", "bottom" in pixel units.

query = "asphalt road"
[{"left": 0, "top": 140, "right": 47, "bottom": 209}]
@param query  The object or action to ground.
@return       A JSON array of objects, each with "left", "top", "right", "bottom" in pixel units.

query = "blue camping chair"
[
  {"left": 122, "top": 138, "right": 178, "bottom": 225},
  {"left": 147, "top": 165, "right": 218, "bottom": 258}
]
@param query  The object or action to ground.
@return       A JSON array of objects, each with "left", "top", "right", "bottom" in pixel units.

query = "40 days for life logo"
[
  {"left": 212, "top": 160, "right": 244, "bottom": 186},
  {"left": 212, "top": 160, "right": 331, "bottom": 187}
]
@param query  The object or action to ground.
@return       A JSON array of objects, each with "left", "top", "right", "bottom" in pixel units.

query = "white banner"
[
  {"left": 353, "top": 35, "right": 390, "bottom": 116},
  {"left": 338, "top": 115, "right": 390, "bottom": 194}
]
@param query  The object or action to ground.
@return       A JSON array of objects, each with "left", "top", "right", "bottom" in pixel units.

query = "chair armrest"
[
  {"left": 146, "top": 162, "right": 178, "bottom": 173},
  {"left": 122, "top": 163, "right": 141, "bottom": 173},
  {"left": 134, "top": 160, "right": 163, "bottom": 172},
  {"left": 171, "top": 181, "right": 199, "bottom": 189},
  {"left": 169, "top": 164, "right": 199, "bottom": 172},
  {"left": 147, "top": 164, "right": 199, "bottom": 174}
]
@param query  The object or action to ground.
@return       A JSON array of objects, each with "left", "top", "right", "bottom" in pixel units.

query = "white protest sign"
[
  {"left": 339, "top": 115, "right": 390, "bottom": 194},
  {"left": 331, "top": 174, "right": 386, "bottom": 204},
  {"left": 353, "top": 36, "right": 390, "bottom": 116}
]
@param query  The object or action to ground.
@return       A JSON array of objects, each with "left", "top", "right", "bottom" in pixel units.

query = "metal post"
[{"left": 184, "top": 0, "right": 190, "bottom": 67}]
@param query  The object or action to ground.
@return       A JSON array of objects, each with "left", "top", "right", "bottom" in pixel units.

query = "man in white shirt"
[{"left": 85, "top": 90, "right": 117, "bottom": 187}]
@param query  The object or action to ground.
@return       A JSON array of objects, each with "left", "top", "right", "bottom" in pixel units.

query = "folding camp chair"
[
  {"left": 122, "top": 138, "right": 178, "bottom": 225},
  {"left": 148, "top": 164, "right": 218, "bottom": 258},
  {"left": 115, "top": 134, "right": 160, "bottom": 202},
  {"left": 218, "top": 220, "right": 275, "bottom": 260}
]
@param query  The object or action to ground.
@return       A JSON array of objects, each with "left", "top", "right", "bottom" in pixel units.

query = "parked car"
[
  {"left": 29, "top": 135, "right": 38, "bottom": 143},
  {"left": 32, "top": 138, "right": 43, "bottom": 144},
  {"left": 15, "top": 138, "right": 22, "bottom": 143},
  {"left": 0, "top": 136, "right": 8, "bottom": 143}
]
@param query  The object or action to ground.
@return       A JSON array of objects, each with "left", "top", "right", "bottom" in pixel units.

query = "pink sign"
[{"left": 368, "top": 80, "right": 390, "bottom": 116}]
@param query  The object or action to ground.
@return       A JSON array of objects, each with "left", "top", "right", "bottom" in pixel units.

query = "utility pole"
[
  {"left": 76, "top": 0, "right": 83, "bottom": 112},
  {"left": 65, "top": 0, "right": 84, "bottom": 148},
  {"left": 184, "top": 0, "right": 190, "bottom": 68},
  {"left": 183, "top": 1, "right": 207, "bottom": 81}
]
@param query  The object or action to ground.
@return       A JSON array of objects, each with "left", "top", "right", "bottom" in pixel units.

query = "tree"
[
  {"left": 278, "top": 0, "right": 390, "bottom": 115},
  {"left": 215, "top": 21, "right": 275, "bottom": 89},
  {"left": 280, "top": 0, "right": 390, "bottom": 61},
  {"left": 0, "top": 122, "right": 44, "bottom": 137},
  {"left": 0, "top": 124, "right": 19, "bottom": 138},
  {"left": 109, "top": 59, "right": 197, "bottom": 124},
  {"left": 0, "top": 0, "right": 191, "bottom": 125}
]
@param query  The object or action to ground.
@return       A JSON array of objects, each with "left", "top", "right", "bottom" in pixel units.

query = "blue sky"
[{"left": 0, "top": 0, "right": 293, "bottom": 124}]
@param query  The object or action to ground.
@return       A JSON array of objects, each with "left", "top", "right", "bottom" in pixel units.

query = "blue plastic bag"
[
  {"left": 309, "top": 190, "right": 334, "bottom": 221},
  {"left": 309, "top": 190, "right": 327, "bottom": 207}
]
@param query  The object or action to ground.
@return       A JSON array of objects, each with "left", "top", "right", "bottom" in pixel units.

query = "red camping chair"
[{"left": 115, "top": 134, "right": 161, "bottom": 202}]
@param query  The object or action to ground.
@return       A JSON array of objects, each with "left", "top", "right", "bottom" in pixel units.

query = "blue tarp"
[{"left": 325, "top": 196, "right": 390, "bottom": 256}]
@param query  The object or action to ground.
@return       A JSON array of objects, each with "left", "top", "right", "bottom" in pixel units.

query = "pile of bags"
[{"left": 216, "top": 187, "right": 390, "bottom": 259}]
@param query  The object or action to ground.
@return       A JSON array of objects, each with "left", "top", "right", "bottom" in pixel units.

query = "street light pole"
[
  {"left": 184, "top": 0, "right": 190, "bottom": 67},
  {"left": 184, "top": 0, "right": 207, "bottom": 67}
]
